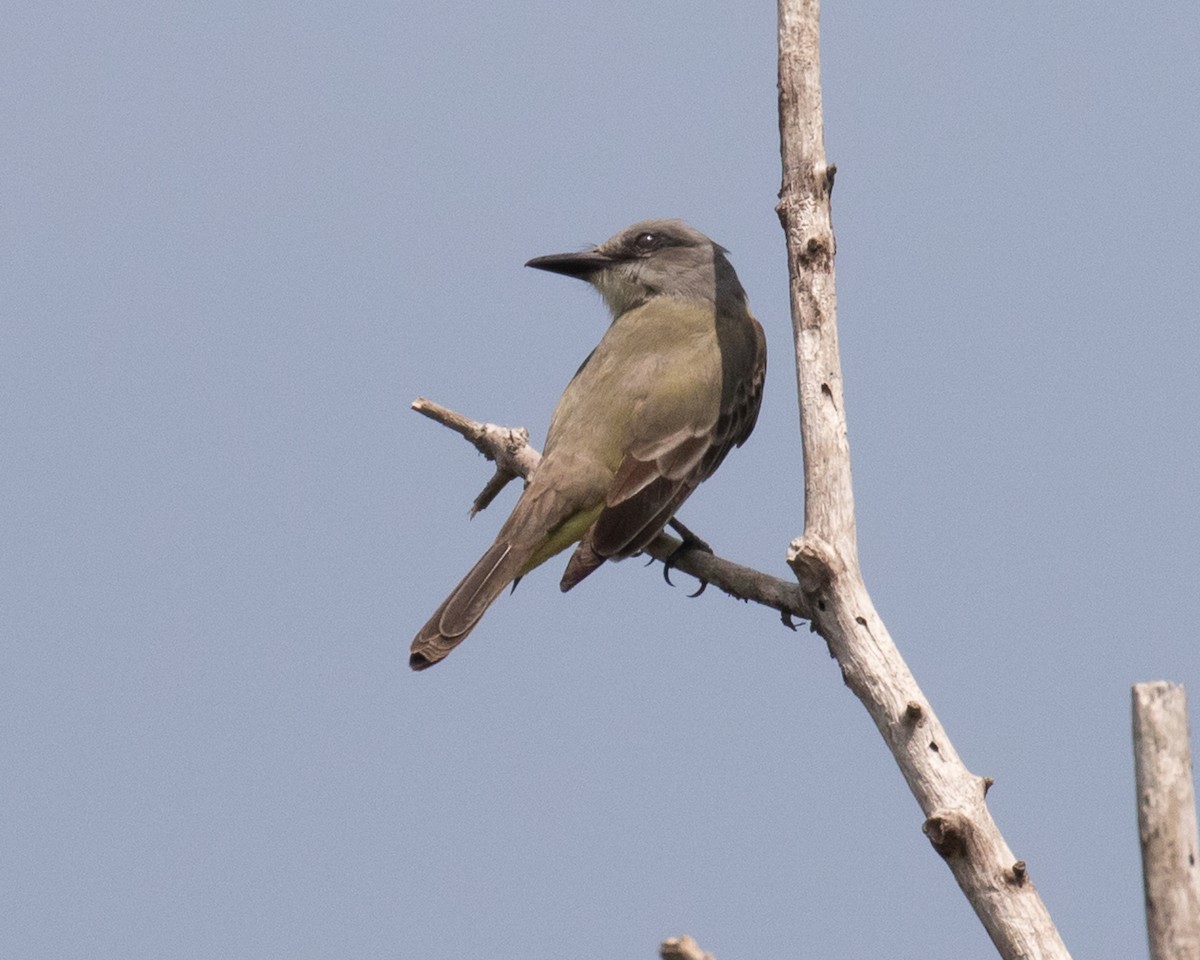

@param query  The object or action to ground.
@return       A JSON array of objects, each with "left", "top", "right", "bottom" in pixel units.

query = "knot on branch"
[
  {"left": 493, "top": 422, "right": 531, "bottom": 457},
  {"left": 923, "top": 810, "right": 973, "bottom": 860},
  {"left": 797, "top": 233, "right": 834, "bottom": 268},
  {"left": 786, "top": 534, "right": 842, "bottom": 596}
]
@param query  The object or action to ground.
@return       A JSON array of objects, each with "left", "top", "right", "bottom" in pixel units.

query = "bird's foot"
[{"left": 662, "top": 518, "right": 713, "bottom": 597}]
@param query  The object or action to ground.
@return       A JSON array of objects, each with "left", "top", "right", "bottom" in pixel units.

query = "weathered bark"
[
  {"left": 776, "top": 0, "right": 1071, "bottom": 956},
  {"left": 1133, "top": 681, "right": 1200, "bottom": 960}
]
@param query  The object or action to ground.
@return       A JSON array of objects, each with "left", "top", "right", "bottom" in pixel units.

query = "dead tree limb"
[
  {"left": 1133, "top": 681, "right": 1200, "bottom": 960},
  {"left": 776, "top": 0, "right": 1071, "bottom": 956}
]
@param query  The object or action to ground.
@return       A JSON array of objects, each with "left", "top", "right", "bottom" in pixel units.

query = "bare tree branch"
[
  {"left": 412, "top": 397, "right": 538, "bottom": 516},
  {"left": 1133, "top": 681, "right": 1200, "bottom": 960},
  {"left": 776, "top": 0, "right": 1071, "bottom": 956},
  {"left": 411, "top": 398, "right": 810, "bottom": 627}
]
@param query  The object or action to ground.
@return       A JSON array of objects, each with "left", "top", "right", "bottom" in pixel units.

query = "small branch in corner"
[{"left": 661, "top": 935, "right": 715, "bottom": 960}]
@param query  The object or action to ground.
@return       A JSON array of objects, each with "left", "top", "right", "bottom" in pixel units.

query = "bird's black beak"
[{"left": 525, "top": 248, "right": 612, "bottom": 280}]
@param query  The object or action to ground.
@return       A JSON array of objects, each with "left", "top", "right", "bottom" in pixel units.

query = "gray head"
[{"left": 525, "top": 219, "right": 747, "bottom": 317}]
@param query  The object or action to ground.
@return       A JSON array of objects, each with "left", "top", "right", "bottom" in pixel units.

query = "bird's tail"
[{"left": 409, "top": 539, "right": 525, "bottom": 670}]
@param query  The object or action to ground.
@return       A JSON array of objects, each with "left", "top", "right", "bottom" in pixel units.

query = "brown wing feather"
[{"left": 559, "top": 315, "right": 766, "bottom": 591}]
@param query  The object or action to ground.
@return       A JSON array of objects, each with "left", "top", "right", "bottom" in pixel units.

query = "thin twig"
[{"left": 412, "top": 396, "right": 538, "bottom": 516}]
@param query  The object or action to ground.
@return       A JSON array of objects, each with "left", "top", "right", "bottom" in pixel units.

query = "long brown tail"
[{"left": 409, "top": 539, "right": 526, "bottom": 670}]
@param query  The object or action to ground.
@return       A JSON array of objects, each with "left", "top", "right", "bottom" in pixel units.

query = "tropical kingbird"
[{"left": 410, "top": 219, "right": 766, "bottom": 670}]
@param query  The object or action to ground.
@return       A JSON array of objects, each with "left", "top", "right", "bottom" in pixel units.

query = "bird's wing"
[{"left": 559, "top": 315, "right": 766, "bottom": 589}]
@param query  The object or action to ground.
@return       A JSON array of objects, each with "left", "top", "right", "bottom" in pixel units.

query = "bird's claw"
[{"left": 662, "top": 518, "right": 713, "bottom": 597}]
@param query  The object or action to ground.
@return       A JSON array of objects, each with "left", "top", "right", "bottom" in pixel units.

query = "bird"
[{"left": 410, "top": 219, "right": 766, "bottom": 670}]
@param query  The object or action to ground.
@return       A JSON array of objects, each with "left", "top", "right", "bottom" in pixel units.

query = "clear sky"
[{"left": 4, "top": 1, "right": 1198, "bottom": 957}]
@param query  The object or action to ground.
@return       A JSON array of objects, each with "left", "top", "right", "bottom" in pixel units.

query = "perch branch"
[
  {"left": 412, "top": 398, "right": 810, "bottom": 626},
  {"left": 776, "top": 0, "right": 1070, "bottom": 956}
]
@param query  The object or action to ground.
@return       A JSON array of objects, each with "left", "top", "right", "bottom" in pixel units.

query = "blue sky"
[{"left": 3, "top": 1, "right": 1198, "bottom": 957}]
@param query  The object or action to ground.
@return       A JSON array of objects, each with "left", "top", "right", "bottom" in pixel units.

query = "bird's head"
[{"left": 526, "top": 219, "right": 745, "bottom": 317}]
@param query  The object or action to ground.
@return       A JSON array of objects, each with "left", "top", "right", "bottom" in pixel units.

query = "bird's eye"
[{"left": 634, "top": 231, "right": 659, "bottom": 251}]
